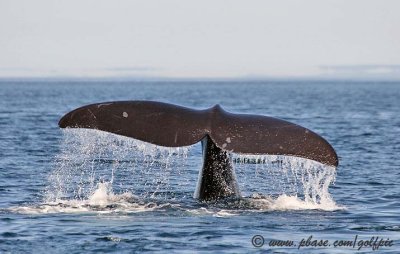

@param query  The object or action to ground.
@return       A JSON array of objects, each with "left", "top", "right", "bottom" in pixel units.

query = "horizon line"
[{"left": 0, "top": 75, "right": 400, "bottom": 82}]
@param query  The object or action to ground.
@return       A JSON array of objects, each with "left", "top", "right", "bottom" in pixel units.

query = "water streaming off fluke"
[
  {"left": 45, "top": 129, "right": 191, "bottom": 202},
  {"left": 11, "top": 129, "right": 343, "bottom": 214}
]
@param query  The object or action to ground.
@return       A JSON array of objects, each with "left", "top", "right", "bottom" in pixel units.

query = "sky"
[{"left": 0, "top": 0, "right": 399, "bottom": 79}]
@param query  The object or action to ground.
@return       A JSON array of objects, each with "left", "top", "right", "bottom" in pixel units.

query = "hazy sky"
[{"left": 1, "top": 0, "right": 399, "bottom": 78}]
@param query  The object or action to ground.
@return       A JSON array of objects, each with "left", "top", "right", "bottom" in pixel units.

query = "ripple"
[
  {"left": 1, "top": 232, "right": 18, "bottom": 237},
  {"left": 351, "top": 225, "right": 400, "bottom": 232}
]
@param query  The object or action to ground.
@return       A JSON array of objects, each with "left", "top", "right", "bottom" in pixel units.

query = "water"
[{"left": 0, "top": 80, "right": 399, "bottom": 253}]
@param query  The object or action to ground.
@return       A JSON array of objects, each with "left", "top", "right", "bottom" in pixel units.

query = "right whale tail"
[{"left": 59, "top": 101, "right": 338, "bottom": 201}]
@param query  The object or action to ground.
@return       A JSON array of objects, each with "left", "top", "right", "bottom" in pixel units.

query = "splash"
[{"left": 10, "top": 129, "right": 343, "bottom": 214}]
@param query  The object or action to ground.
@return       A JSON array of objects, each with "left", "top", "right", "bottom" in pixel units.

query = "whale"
[{"left": 59, "top": 101, "right": 338, "bottom": 201}]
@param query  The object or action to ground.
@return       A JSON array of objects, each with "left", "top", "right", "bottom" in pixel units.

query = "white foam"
[
  {"left": 248, "top": 194, "right": 344, "bottom": 211},
  {"left": 8, "top": 185, "right": 343, "bottom": 215},
  {"left": 9, "top": 182, "right": 156, "bottom": 214},
  {"left": 213, "top": 210, "right": 238, "bottom": 217}
]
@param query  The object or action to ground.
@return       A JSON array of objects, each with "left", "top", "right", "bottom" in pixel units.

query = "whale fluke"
[{"left": 59, "top": 101, "right": 338, "bottom": 201}]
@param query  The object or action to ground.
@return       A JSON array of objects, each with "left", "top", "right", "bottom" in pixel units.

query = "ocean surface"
[{"left": 0, "top": 80, "right": 399, "bottom": 253}]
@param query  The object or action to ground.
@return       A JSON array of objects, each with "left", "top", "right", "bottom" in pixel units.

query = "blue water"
[{"left": 0, "top": 80, "right": 399, "bottom": 253}]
